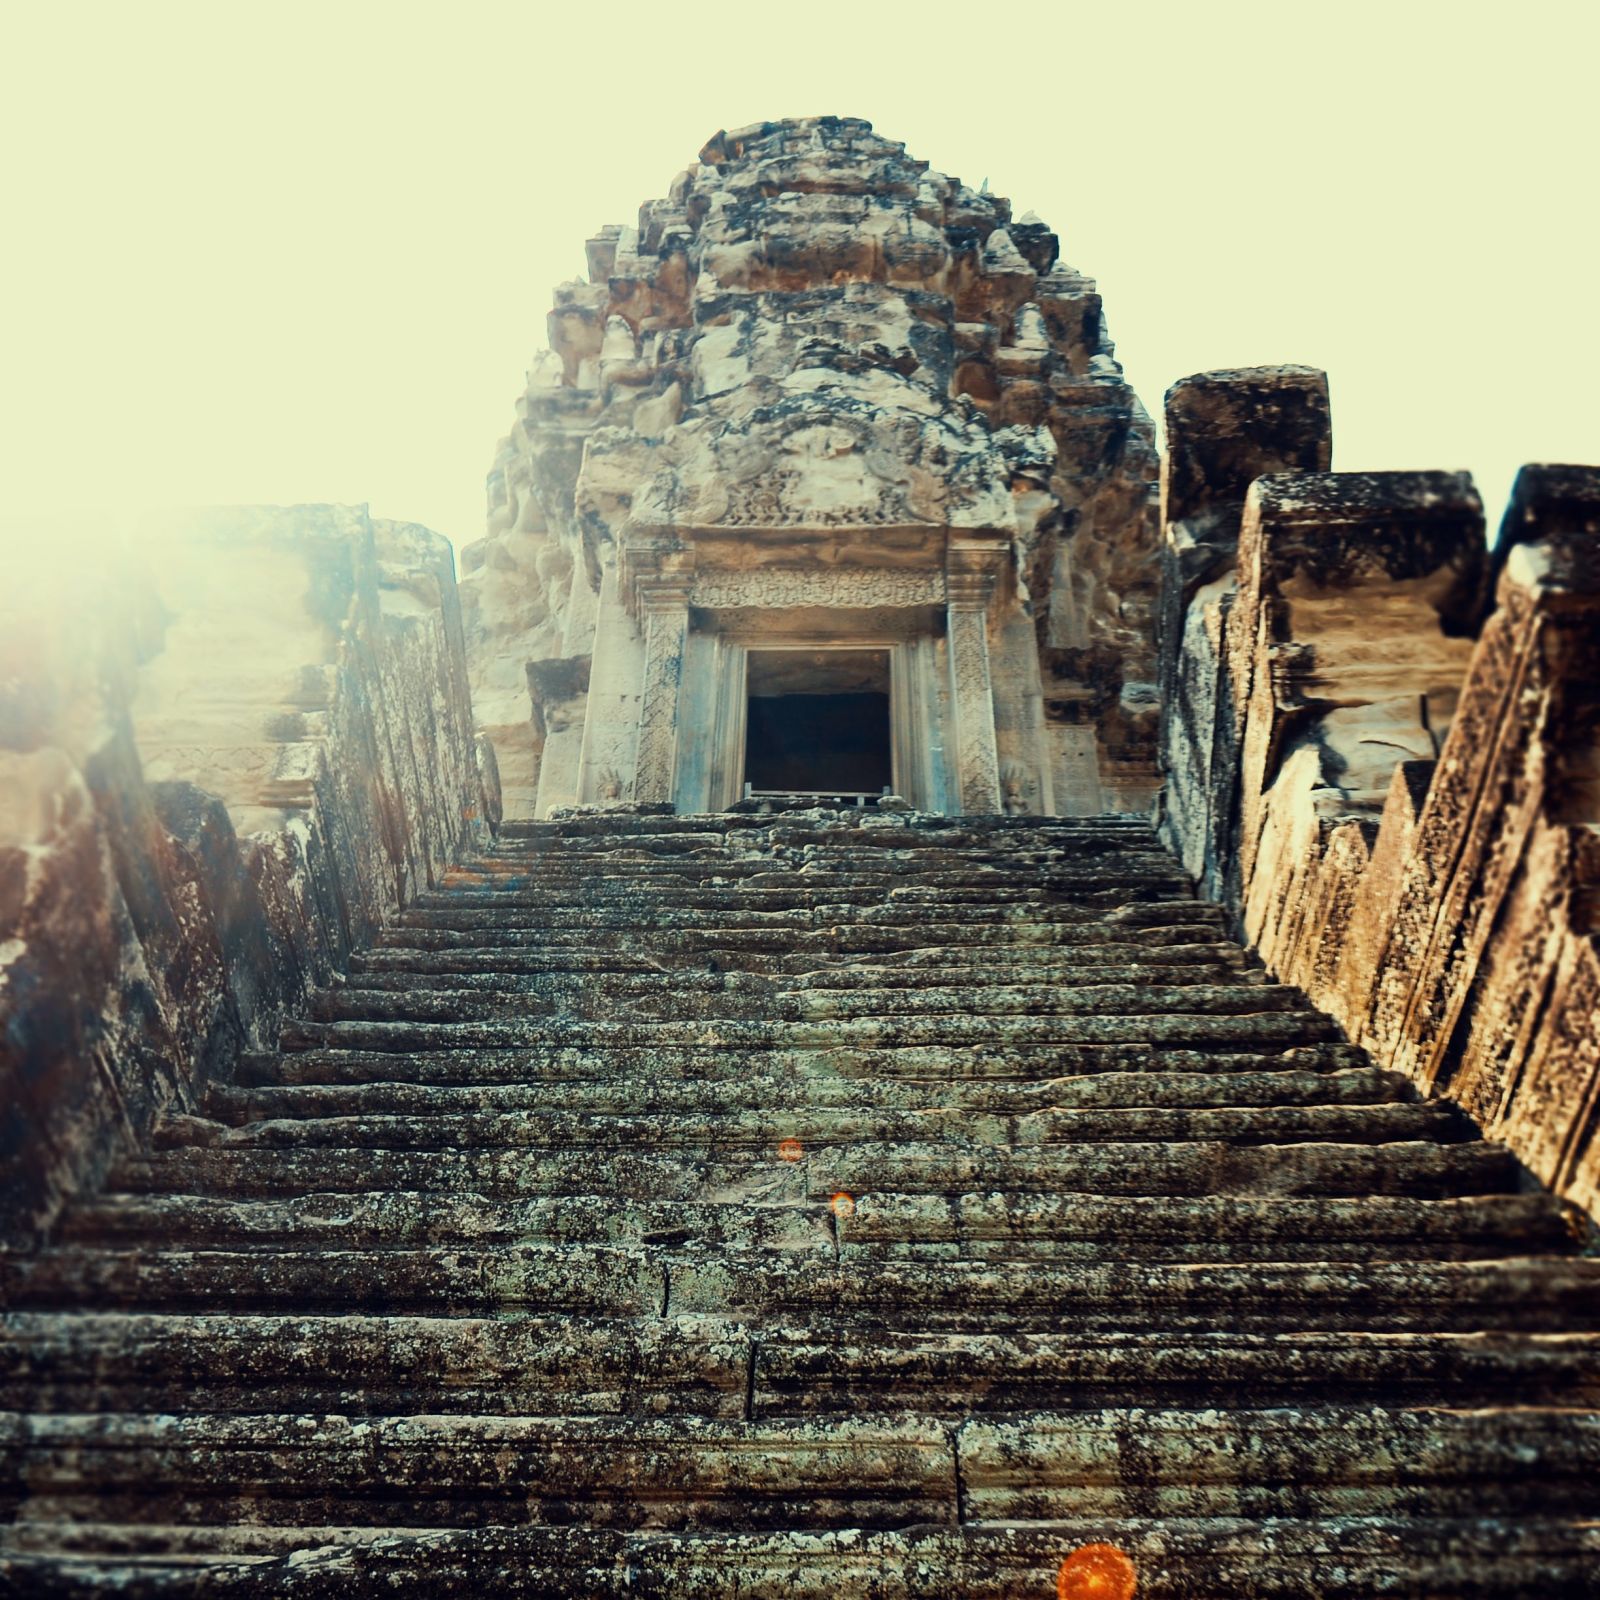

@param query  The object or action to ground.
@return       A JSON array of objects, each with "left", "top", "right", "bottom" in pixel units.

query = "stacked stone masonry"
[
  {"left": 463, "top": 116, "right": 1162, "bottom": 821},
  {"left": 2, "top": 117, "right": 1599, "bottom": 1597}
]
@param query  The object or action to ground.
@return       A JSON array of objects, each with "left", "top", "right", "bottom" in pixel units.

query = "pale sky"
[{"left": 2, "top": 2, "right": 1594, "bottom": 556}]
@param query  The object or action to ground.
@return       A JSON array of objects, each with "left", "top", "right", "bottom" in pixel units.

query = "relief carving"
[{"left": 689, "top": 569, "right": 944, "bottom": 610}]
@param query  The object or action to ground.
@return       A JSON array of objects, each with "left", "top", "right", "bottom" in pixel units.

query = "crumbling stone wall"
[
  {"left": 1157, "top": 377, "right": 1600, "bottom": 1213},
  {"left": 0, "top": 506, "right": 497, "bottom": 1243}
]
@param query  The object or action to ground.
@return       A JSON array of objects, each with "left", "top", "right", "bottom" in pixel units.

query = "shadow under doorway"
[{"left": 743, "top": 648, "right": 893, "bottom": 796}]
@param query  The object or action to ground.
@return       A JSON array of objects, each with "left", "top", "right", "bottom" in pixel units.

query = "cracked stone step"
[
  {"left": 755, "top": 1328, "right": 1600, "bottom": 1412},
  {"left": 0, "top": 1245, "right": 665, "bottom": 1316},
  {"left": 57, "top": 1192, "right": 832, "bottom": 1253},
  {"left": 391, "top": 898, "right": 1208, "bottom": 932},
  {"left": 242, "top": 1041, "right": 1372, "bottom": 1088},
  {"left": 9, "top": 1319, "right": 1599, "bottom": 1419},
  {"left": 435, "top": 867, "right": 1189, "bottom": 896},
  {"left": 373, "top": 909, "right": 1233, "bottom": 952},
  {"left": 277, "top": 1009, "right": 1341, "bottom": 1055},
  {"left": 55, "top": 1187, "right": 1569, "bottom": 1264},
  {"left": 0, "top": 1314, "right": 755, "bottom": 1416},
  {"left": 106, "top": 1136, "right": 1515, "bottom": 1204},
  {"left": 148, "top": 1101, "right": 1465, "bottom": 1157},
  {"left": 670, "top": 1256, "right": 1600, "bottom": 1333},
  {"left": 326, "top": 959, "right": 1258, "bottom": 998},
  {"left": 5, "top": 1407, "right": 1597, "bottom": 1529},
  {"left": 348, "top": 938, "right": 1251, "bottom": 977},
  {"left": 0, "top": 1412, "right": 958, "bottom": 1530},
  {"left": 807, "top": 1138, "right": 1512, "bottom": 1198},
  {"left": 200, "top": 1066, "right": 1412, "bottom": 1127},
  {"left": 6, "top": 1517, "right": 1598, "bottom": 1599},
  {"left": 404, "top": 878, "right": 1195, "bottom": 912},
  {"left": 305, "top": 980, "right": 1300, "bottom": 1026},
  {"left": 107, "top": 1146, "right": 806, "bottom": 1202},
  {"left": 370, "top": 919, "right": 1234, "bottom": 958},
  {"left": 956, "top": 1406, "right": 1600, "bottom": 1519},
  {"left": 835, "top": 1190, "right": 1579, "bottom": 1261}
]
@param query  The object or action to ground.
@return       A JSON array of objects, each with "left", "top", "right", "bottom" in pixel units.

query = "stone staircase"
[{"left": 3, "top": 809, "right": 1598, "bottom": 1596}]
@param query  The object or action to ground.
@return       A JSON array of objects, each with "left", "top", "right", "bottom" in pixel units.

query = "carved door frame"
[{"left": 699, "top": 635, "right": 930, "bottom": 811}]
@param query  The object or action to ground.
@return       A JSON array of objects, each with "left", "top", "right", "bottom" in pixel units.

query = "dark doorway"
[{"left": 744, "top": 649, "right": 892, "bottom": 796}]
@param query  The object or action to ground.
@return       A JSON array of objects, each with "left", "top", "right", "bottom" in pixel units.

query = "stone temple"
[
  {"left": 464, "top": 119, "right": 1161, "bottom": 821},
  {"left": 1, "top": 117, "right": 1598, "bottom": 1596}
]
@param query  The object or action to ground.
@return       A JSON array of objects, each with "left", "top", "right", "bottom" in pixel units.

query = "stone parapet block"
[
  {"left": 1161, "top": 365, "right": 1332, "bottom": 554},
  {"left": 1164, "top": 455, "right": 1600, "bottom": 1216}
]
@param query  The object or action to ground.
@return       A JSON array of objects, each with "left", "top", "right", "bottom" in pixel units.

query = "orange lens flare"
[
  {"left": 829, "top": 1190, "right": 856, "bottom": 1219},
  {"left": 1057, "top": 1544, "right": 1137, "bottom": 1600},
  {"left": 776, "top": 1138, "right": 804, "bottom": 1163}
]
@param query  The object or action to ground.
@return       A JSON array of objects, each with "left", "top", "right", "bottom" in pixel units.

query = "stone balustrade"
[{"left": 1159, "top": 384, "right": 1600, "bottom": 1213}]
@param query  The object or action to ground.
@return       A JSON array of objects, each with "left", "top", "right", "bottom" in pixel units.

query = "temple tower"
[{"left": 462, "top": 117, "right": 1162, "bottom": 818}]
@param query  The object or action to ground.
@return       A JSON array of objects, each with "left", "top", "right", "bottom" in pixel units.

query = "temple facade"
[{"left": 462, "top": 117, "right": 1161, "bottom": 819}]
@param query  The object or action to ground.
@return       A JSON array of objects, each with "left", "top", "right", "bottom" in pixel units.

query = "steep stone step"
[
  {"left": 494, "top": 813, "right": 1158, "bottom": 840},
  {"left": 58, "top": 1193, "right": 830, "bottom": 1253},
  {"left": 0, "top": 1412, "right": 957, "bottom": 1530},
  {"left": 15, "top": 1317, "right": 1598, "bottom": 1422},
  {"left": 835, "top": 1190, "right": 1578, "bottom": 1262},
  {"left": 148, "top": 1100, "right": 1464, "bottom": 1157},
  {"left": 808, "top": 1137, "right": 1509, "bottom": 1198},
  {"left": 328, "top": 959, "right": 1257, "bottom": 998},
  {"left": 0, "top": 1244, "right": 666, "bottom": 1316},
  {"left": 406, "top": 875, "right": 1194, "bottom": 912},
  {"left": 55, "top": 1187, "right": 1568, "bottom": 1264},
  {"left": 369, "top": 920, "right": 1235, "bottom": 959},
  {"left": 5, "top": 1407, "right": 1597, "bottom": 1530},
  {"left": 6, "top": 1517, "right": 1598, "bottom": 1599},
  {"left": 756, "top": 1328, "right": 1600, "bottom": 1412},
  {"left": 8, "top": 1317, "right": 1600, "bottom": 1420},
  {"left": 391, "top": 898, "right": 1208, "bottom": 933},
  {"left": 200, "top": 1066, "right": 1411, "bottom": 1127},
  {"left": 305, "top": 979, "right": 1297, "bottom": 1026},
  {"left": 672, "top": 1255, "right": 1600, "bottom": 1333},
  {"left": 441, "top": 863, "right": 1187, "bottom": 894},
  {"left": 108, "top": 1146, "right": 785, "bottom": 1202},
  {"left": 373, "top": 909, "right": 1233, "bottom": 954},
  {"left": 0, "top": 1314, "right": 754, "bottom": 1416},
  {"left": 277, "top": 1008, "right": 1341, "bottom": 1054},
  {"left": 957, "top": 1406, "right": 1600, "bottom": 1519},
  {"left": 243, "top": 1041, "right": 1373, "bottom": 1088},
  {"left": 0, "top": 1241, "right": 675, "bottom": 1318},
  {"left": 107, "top": 1136, "right": 1514, "bottom": 1203},
  {"left": 348, "top": 939, "right": 1252, "bottom": 979}
]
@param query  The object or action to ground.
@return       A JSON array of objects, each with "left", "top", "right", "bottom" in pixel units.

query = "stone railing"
[
  {"left": 0, "top": 506, "right": 500, "bottom": 1244},
  {"left": 1158, "top": 375, "right": 1599, "bottom": 1214}
]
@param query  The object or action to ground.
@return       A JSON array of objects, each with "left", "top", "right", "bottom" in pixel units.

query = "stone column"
[
  {"left": 946, "top": 549, "right": 1002, "bottom": 814},
  {"left": 632, "top": 582, "right": 690, "bottom": 805}
]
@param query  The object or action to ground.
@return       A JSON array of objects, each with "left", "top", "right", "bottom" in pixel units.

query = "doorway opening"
[{"left": 743, "top": 648, "right": 892, "bottom": 797}]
